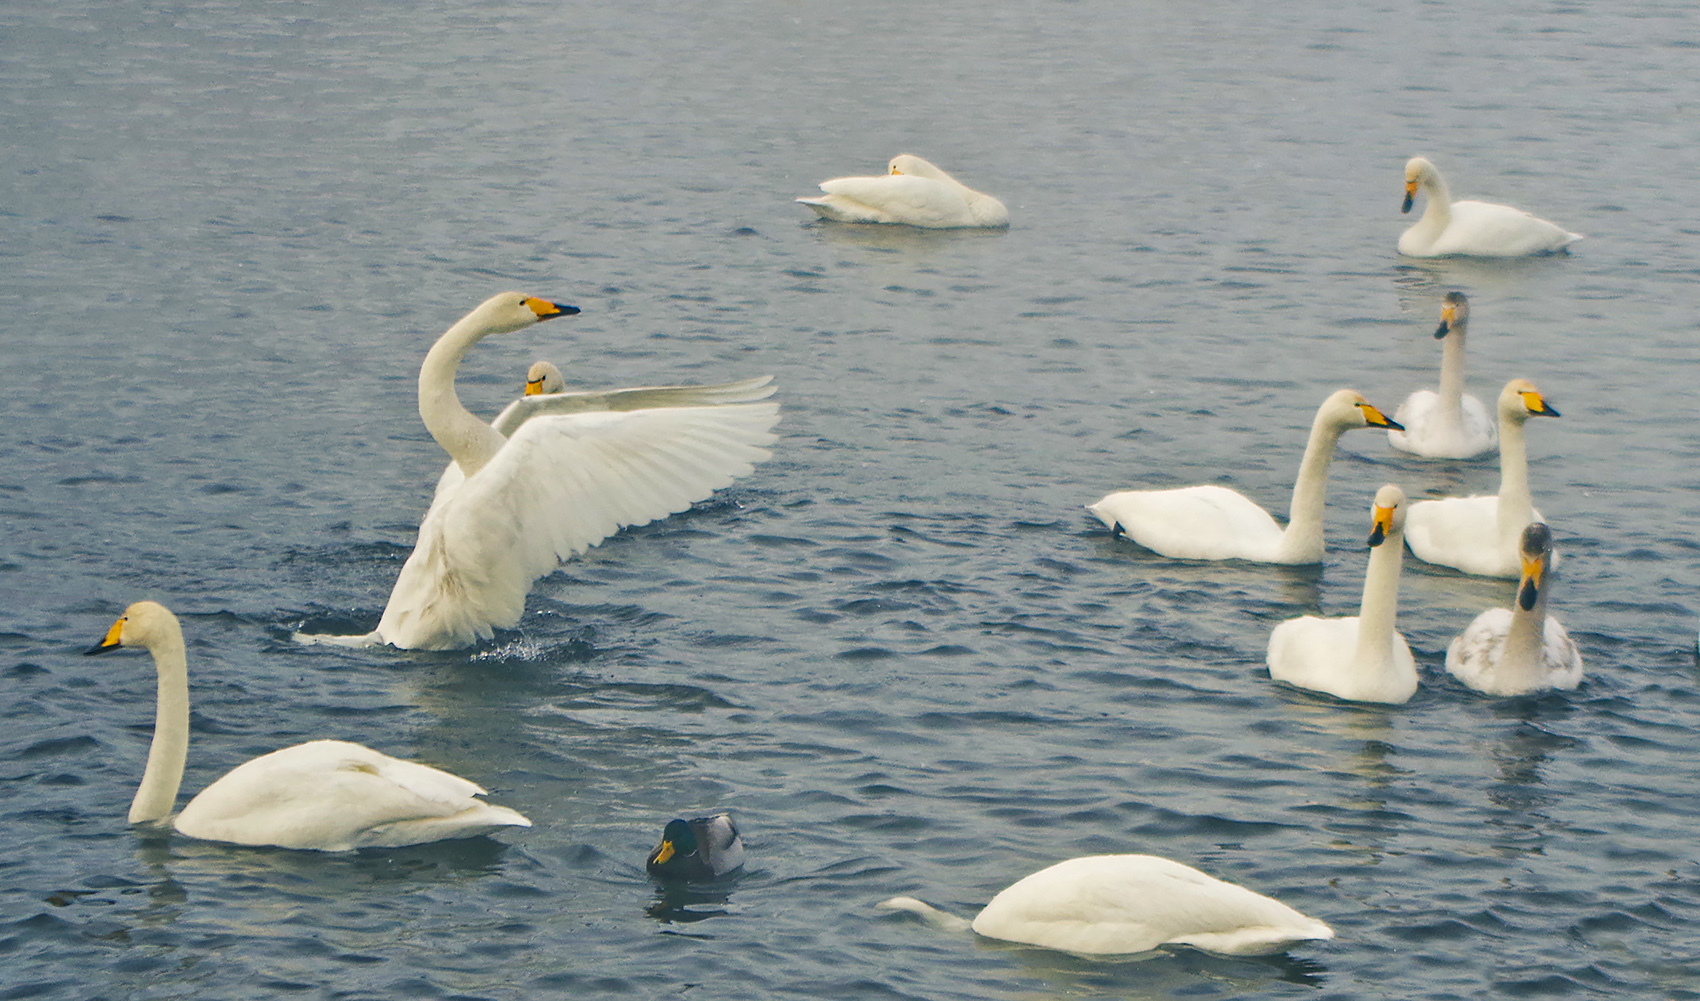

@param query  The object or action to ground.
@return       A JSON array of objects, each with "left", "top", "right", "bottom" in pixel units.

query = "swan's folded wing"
[
  {"left": 174, "top": 739, "right": 523, "bottom": 850},
  {"left": 815, "top": 175, "right": 968, "bottom": 227},
  {"left": 488, "top": 376, "right": 776, "bottom": 436}
]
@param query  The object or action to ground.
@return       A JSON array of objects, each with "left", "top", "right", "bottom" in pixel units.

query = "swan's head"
[
  {"left": 524, "top": 361, "right": 566, "bottom": 396},
  {"left": 1434, "top": 291, "right": 1469, "bottom": 339},
  {"left": 888, "top": 154, "right": 946, "bottom": 181},
  {"left": 1498, "top": 378, "right": 1560, "bottom": 423},
  {"left": 1402, "top": 157, "right": 1437, "bottom": 213},
  {"left": 467, "top": 291, "right": 580, "bottom": 338},
  {"left": 1516, "top": 522, "right": 1554, "bottom": 610},
  {"left": 85, "top": 600, "right": 181, "bottom": 655},
  {"left": 1321, "top": 389, "right": 1404, "bottom": 433},
  {"left": 1366, "top": 484, "right": 1408, "bottom": 547}
]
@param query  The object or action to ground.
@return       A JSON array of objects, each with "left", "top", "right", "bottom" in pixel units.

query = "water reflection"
[
  {"left": 972, "top": 935, "right": 1328, "bottom": 997},
  {"left": 645, "top": 878, "right": 740, "bottom": 925}
]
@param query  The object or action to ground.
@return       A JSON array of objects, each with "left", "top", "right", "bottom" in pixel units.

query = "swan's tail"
[
  {"left": 876, "top": 896, "right": 973, "bottom": 933},
  {"left": 294, "top": 630, "right": 385, "bottom": 648}
]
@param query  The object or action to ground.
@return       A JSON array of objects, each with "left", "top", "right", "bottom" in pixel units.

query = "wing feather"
[{"left": 377, "top": 402, "right": 778, "bottom": 648}]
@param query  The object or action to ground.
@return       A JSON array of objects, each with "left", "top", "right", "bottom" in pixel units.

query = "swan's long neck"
[
  {"left": 130, "top": 629, "right": 190, "bottom": 825},
  {"left": 1496, "top": 415, "right": 1533, "bottom": 549},
  {"left": 1497, "top": 580, "right": 1550, "bottom": 690},
  {"left": 418, "top": 313, "right": 508, "bottom": 478},
  {"left": 1435, "top": 328, "right": 1467, "bottom": 435},
  {"left": 1419, "top": 170, "right": 1453, "bottom": 232},
  {"left": 1353, "top": 532, "right": 1406, "bottom": 670},
  {"left": 1280, "top": 413, "right": 1346, "bottom": 559}
]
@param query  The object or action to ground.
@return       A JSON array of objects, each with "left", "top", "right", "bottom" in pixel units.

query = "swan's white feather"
[
  {"left": 968, "top": 855, "right": 1334, "bottom": 957},
  {"left": 798, "top": 155, "right": 1008, "bottom": 229},
  {"left": 1090, "top": 485, "right": 1286, "bottom": 562},
  {"left": 1389, "top": 389, "right": 1496, "bottom": 460},
  {"left": 1268, "top": 616, "right": 1418, "bottom": 704},
  {"left": 1404, "top": 496, "right": 1546, "bottom": 578},
  {"left": 175, "top": 738, "right": 531, "bottom": 851},
  {"left": 380, "top": 402, "right": 779, "bottom": 650}
]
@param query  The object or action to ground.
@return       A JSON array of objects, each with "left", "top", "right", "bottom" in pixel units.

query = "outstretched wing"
[
  {"left": 489, "top": 375, "right": 776, "bottom": 436},
  {"left": 380, "top": 401, "right": 780, "bottom": 649}
]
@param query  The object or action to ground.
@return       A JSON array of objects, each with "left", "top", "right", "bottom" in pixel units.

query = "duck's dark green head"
[{"left": 648, "top": 818, "right": 700, "bottom": 872}]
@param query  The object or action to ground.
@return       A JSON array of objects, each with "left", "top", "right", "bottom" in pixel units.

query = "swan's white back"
[
  {"left": 968, "top": 855, "right": 1334, "bottom": 957},
  {"left": 798, "top": 154, "right": 1009, "bottom": 229},
  {"left": 176, "top": 739, "right": 531, "bottom": 851}
]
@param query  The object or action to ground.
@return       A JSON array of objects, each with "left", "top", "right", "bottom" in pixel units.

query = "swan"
[
  {"left": 88, "top": 601, "right": 531, "bottom": 851},
  {"left": 1267, "top": 485, "right": 1418, "bottom": 704},
  {"left": 797, "top": 154, "right": 1009, "bottom": 229},
  {"left": 1403, "top": 378, "right": 1560, "bottom": 578},
  {"left": 647, "top": 814, "right": 746, "bottom": 880},
  {"left": 1399, "top": 156, "right": 1582, "bottom": 257},
  {"left": 309, "top": 292, "right": 780, "bottom": 651},
  {"left": 878, "top": 855, "right": 1334, "bottom": 957},
  {"left": 1087, "top": 389, "right": 1403, "bottom": 564},
  {"left": 433, "top": 361, "right": 778, "bottom": 500},
  {"left": 1388, "top": 292, "right": 1497, "bottom": 460},
  {"left": 1446, "top": 523, "right": 1583, "bottom": 695}
]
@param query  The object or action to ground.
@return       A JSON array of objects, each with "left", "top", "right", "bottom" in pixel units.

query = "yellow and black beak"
[
  {"left": 1358, "top": 403, "right": 1404, "bottom": 432},
  {"left": 1401, "top": 180, "right": 1417, "bottom": 214},
  {"left": 650, "top": 839, "right": 676, "bottom": 866},
  {"left": 1517, "top": 551, "right": 1545, "bottom": 611},
  {"left": 1521, "top": 391, "right": 1560, "bottom": 419},
  {"left": 1434, "top": 304, "right": 1456, "bottom": 339},
  {"left": 85, "top": 617, "right": 125, "bottom": 656},
  {"left": 1367, "top": 502, "right": 1397, "bottom": 547},
  {"left": 523, "top": 297, "right": 580, "bottom": 321},
  {"left": 523, "top": 377, "right": 548, "bottom": 396}
]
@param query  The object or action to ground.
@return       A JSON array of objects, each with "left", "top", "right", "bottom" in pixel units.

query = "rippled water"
[{"left": 4, "top": 1, "right": 1699, "bottom": 998}]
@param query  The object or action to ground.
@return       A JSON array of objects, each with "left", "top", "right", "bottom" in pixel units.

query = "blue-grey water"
[{"left": 4, "top": 1, "right": 1699, "bottom": 998}]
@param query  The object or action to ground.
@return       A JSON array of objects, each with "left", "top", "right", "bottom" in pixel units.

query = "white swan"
[
  {"left": 1403, "top": 379, "right": 1559, "bottom": 578},
  {"left": 314, "top": 292, "right": 780, "bottom": 650},
  {"left": 1087, "top": 389, "right": 1403, "bottom": 564},
  {"left": 797, "top": 154, "right": 1009, "bottom": 229},
  {"left": 89, "top": 601, "right": 531, "bottom": 851},
  {"left": 878, "top": 855, "right": 1334, "bottom": 957},
  {"left": 1267, "top": 485, "right": 1418, "bottom": 704},
  {"left": 434, "top": 361, "right": 778, "bottom": 501},
  {"left": 1446, "top": 523, "right": 1583, "bottom": 695},
  {"left": 1399, "top": 156, "right": 1582, "bottom": 257},
  {"left": 1388, "top": 292, "right": 1497, "bottom": 460}
]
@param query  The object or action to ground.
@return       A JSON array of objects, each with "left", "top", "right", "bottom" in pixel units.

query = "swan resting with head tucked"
[
  {"left": 878, "top": 854, "right": 1334, "bottom": 957},
  {"left": 797, "top": 154, "right": 1009, "bottom": 229},
  {"left": 1088, "top": 389, "right": 1402, "bottom": 564},
  {"left": 305, "top": 292, "right": 780, "bottom": 651},
  {"left": 1403, "top": 379, "right": 1560, "bottom": 578},
  {"left": 646, "top": 813, "right": 746, "bottom": 881},
  {"left": 1388, "top": 292, "right": 1497, "bottom": 460},
  {"left": 1399, "top": 156, "right": 1582, "bottom": 258},
  {"left": 90, "top": 601, "right": 531, "bottom": 851},
  {"left": 434, "top": 360, "right": 777, "bottom": 500},
  {"left": 1267, "top": 485, "right": 1418, "bottom": 704},
  {"left": 1446, "top": 523, "right": 1583, "bottom": 695}
]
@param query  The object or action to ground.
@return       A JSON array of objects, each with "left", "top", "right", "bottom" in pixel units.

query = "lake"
[{"left": 3, "top": 1, "right": 1698, "bottom": 999}]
